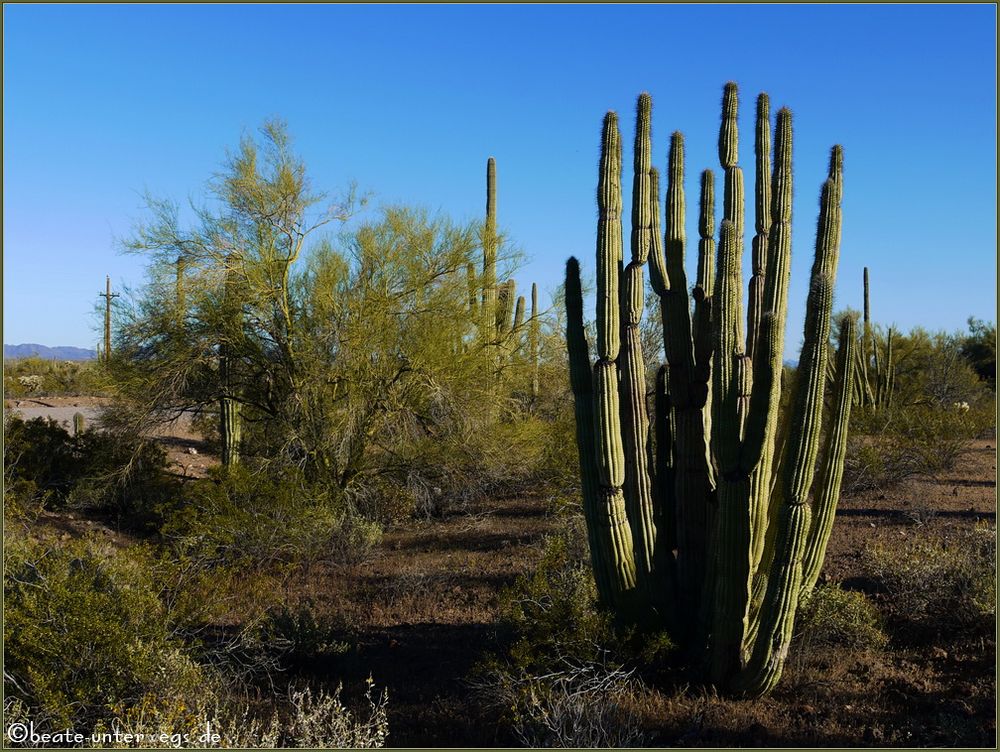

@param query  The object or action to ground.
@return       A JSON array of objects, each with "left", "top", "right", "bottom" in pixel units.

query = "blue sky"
[{"left": 4, "top": 4, "right": 996, "bottom": 354}]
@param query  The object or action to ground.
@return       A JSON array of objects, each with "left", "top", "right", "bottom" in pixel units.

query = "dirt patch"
[{"left": 6, "top": 397, "right": 219, "bottom": 479}]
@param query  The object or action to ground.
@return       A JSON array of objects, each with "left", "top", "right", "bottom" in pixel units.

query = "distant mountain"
[{"left": 4, "top": 343, "right": 97, "bottom": 361}]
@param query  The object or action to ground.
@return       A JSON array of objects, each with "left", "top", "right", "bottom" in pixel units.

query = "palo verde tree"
[
  {"left": 566, "top": 86, "right": 856, "bottom": 697},
  {"left": 110, "top": 120, "right": 493, "bottom": 488}
]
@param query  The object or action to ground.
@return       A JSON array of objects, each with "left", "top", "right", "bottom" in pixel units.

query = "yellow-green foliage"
[
  {"left": 863, "top": 524, "right": 996, "bottom": 630},
  {"left": 844, "top": 402, "right": 995, "bottom": 495},
  {"left": 502, "top": 533, "right": 619, "bottom": 672},
  {"left": 91, "top": 683, "right": 389, "bottom": 749},
  {"left": 795, "top": 584, "right": 888, "bottom": 651},
  {"left": 159, "top": 466, "right": 381, "bottom": 571},
  {"left": 3, "top": 534, "right": 204, "bottom": 730},
  {"left": 3, "top": 357, "right": 105, "bottom": 397}
]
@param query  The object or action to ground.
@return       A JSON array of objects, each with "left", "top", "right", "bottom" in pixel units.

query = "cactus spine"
[{"left": 566, "top": 86, "right": 854, "bottom": 697}]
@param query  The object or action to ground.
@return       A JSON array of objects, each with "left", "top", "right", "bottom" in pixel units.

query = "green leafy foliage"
[
  {"left": 158, "top": 466, "right": 381, "bottom": 572},
  {"left": 960, "top": 317, "right": 996, "bottom": 389},
  {"left": 3, "top": 414, "right": 172, "bottom": 519},
  {"left": 3, "top": 357, "right": 105, "bottom": 398},
  {"left": 3, "top": 534, "right": 205, "bottom": 730},
  {"left": 862, "top": 524, "right": 996, "bottom": 634},
  {"left": 795, "top": 584, "right": 888, "bottom": 651}
]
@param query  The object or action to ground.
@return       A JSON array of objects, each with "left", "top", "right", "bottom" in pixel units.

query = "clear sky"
[{"left": 4, "top": 4, "right": 997, "bottom": 354}]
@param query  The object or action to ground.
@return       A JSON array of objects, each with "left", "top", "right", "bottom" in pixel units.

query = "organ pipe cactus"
[{"left": 565, "top": 85, "right": 856, "bottom": 696}]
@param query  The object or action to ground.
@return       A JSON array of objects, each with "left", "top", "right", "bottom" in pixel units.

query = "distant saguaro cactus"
[
  {"left": 565, "top": 85, "right": 856, "bottom": 697},
  {"left": 220, "top": 253, "right": 242, "bottom": 468},
  {"left": 73, "top": 412, "right": 85, "bottom": 436}
]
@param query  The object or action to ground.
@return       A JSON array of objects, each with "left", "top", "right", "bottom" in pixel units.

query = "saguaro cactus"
[
  {"left": 529, "top": 282, "right": 540, "bottom": 401},
  {"left": 565, "top": 85, "right": 856, "bottom": 696},
  {"left": 858, "top": 267, "right": 895, "bottom": 409},
  {"left": 73, "top": 412, "right": 85, "bottom": 436},
  {"left": 220, "top": 253, "right": 242, "bottom": 468}
]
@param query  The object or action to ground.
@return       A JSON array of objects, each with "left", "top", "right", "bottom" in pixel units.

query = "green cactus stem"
[
  {"left": 220, "top": 253, "right": 242, "bottom": 468},
  {"left": 529, "top": 282, "right": 540, "bottom": 401},
  {"left": 73, "top": 412, "right": 85, "bottom": 436},
  {"left": 566, "top": 86, "right": 853, "bottom": 698}
]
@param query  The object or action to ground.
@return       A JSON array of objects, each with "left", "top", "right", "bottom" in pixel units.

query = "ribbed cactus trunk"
[
  {"left": 220, "top": 253, "right": 241, "bottom": 469},
  {"left": 529, "top": 283, "right": 540, "bottom": 402},
  {"left": 482, "top": 157, "right": 500, "bottom": 392},
  {"left": 566, "top": 85, "right": 854, "bottom": 697},
  {"left": 73, "top": 412, "right": 85, "bottom": 437},
  {"left": 859, "top": 267, "right": 876, "bottom": 405},
  {"left": 565, "top": 112, "right": 638, "bottom": 615}
]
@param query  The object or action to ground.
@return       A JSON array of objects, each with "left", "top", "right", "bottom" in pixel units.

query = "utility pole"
[{"left": 99, "top": 276, "right": 119, "bottom": 363}]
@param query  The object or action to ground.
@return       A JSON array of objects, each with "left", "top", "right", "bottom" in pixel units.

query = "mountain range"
[{"left": 3, "top": 343, "right": 97, "bottom": 361}]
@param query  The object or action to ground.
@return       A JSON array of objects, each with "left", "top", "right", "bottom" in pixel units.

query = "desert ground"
[{"left": 12, "top": 396, "right": 996, "bottom": 747}]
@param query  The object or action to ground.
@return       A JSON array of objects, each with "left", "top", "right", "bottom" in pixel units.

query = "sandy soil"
[{"left": 6, "top": 396, "right": 216, "bottom": 479}]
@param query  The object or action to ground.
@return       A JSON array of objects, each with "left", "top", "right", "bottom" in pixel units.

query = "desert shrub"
[
  {"left": 960, "top": 317, "right": 996, "bottom": 389},
  {"left": 89, "top": 681, "right": 388, "bottom": 749},
  {"left": 159, "top": 466, "right": 381, "bottom": 572},
  {"left": 257, "top": 599, "right": 351, "bottom": 668},
  {"left": 3, "top": 357, "right": 105, "bottom": 398},
  {"left": 501, "top": 528, "right": 619, "bottom": 673},
  {"left": 2, "top": 414, "right": 173, "bottom": 520},
  {"left": 862, "top": 524, "right": 996, "bottom": 633},
  {"left": 474, "top": 523, "right": 669, "bottom": 746},
  {"left": 357, "top": 409, "right": 570, "bottom": 520},
  {"left": 3, "top": 534, "right": 205, "bottom": 731},
  {"left": 493, "top": 663, "right": 649, "bottom": 748},
  {"left": 843, "top": 402, "right": 993, "bottom": 495},
  {"left": 795, "top": 584, "right": 888, "bottom": 651}
]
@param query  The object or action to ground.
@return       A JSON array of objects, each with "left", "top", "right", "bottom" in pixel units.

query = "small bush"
[
  {"left": 3, "top": 534, "right": 205, "bottom": 730},
  {"left": 844, "top": 403, "right": 993, "bottom": 495},
  {"left": 159, "top": 466, "right": 381, "bottom": 572},
  {"left": 862, "top": 524, "right": 996, "bottom": 632},
  {"left": 501, "top": 530, "right": 619, "bottom": 673},
  {"left": 258, "top": 599, "right": 351, "bottom": 668},
  {"left": 494, "top": 663, "right": 649, "bottom": 748},
  {"left": 3, "top": 414, "right": 172, "bottom": 520},
  {"left": 795, "top": 584, "right": 888, "bottom": 651},
  {"left": 90, "top": 681, "right": 388, "bottom": 748},
  {"left": 475, "top": 524, "right": 669, "bottom": 747}
]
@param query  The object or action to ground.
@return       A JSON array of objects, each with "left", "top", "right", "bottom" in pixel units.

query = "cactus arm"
[
  {"left": 746, "top": 107, "right": 795, "bottom": 580},
  {"left": 800, "top": 317, "right": 856, "bottom": 596},
  {"left": 709, "top": 219, "right": 754, "bottom": 682},
  {"left": 565, "top": 257, "right": 614, "bottom": 605},
  {"left": 660, "top": 131, "right": 714, "bottom": 624},
  {"left": 590, "top": 113, "right": 639, "bottom": 612},
  {"left": 176, "top": 255, "right": 186, "bottom": 325},
  {"left": 482, "top": 157, "right": 498, "bottom": 333},
  {"left": 513, "top": 294, "right": 526, "bottom": 332},
  {"left": 739, "top": 147, "right": 844, "bottom": 697},
  {"left": 619, "top": 94, "right": 658, "bottom": 587},
  {"left": 220, "top": 252, "right": 242, "bottom": 468},
  {"left": 466, "top": 262, "right": 478, "bottom": 318},
  {"left": 746, "top": 93, "right": 772, "bottom": 362}
]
